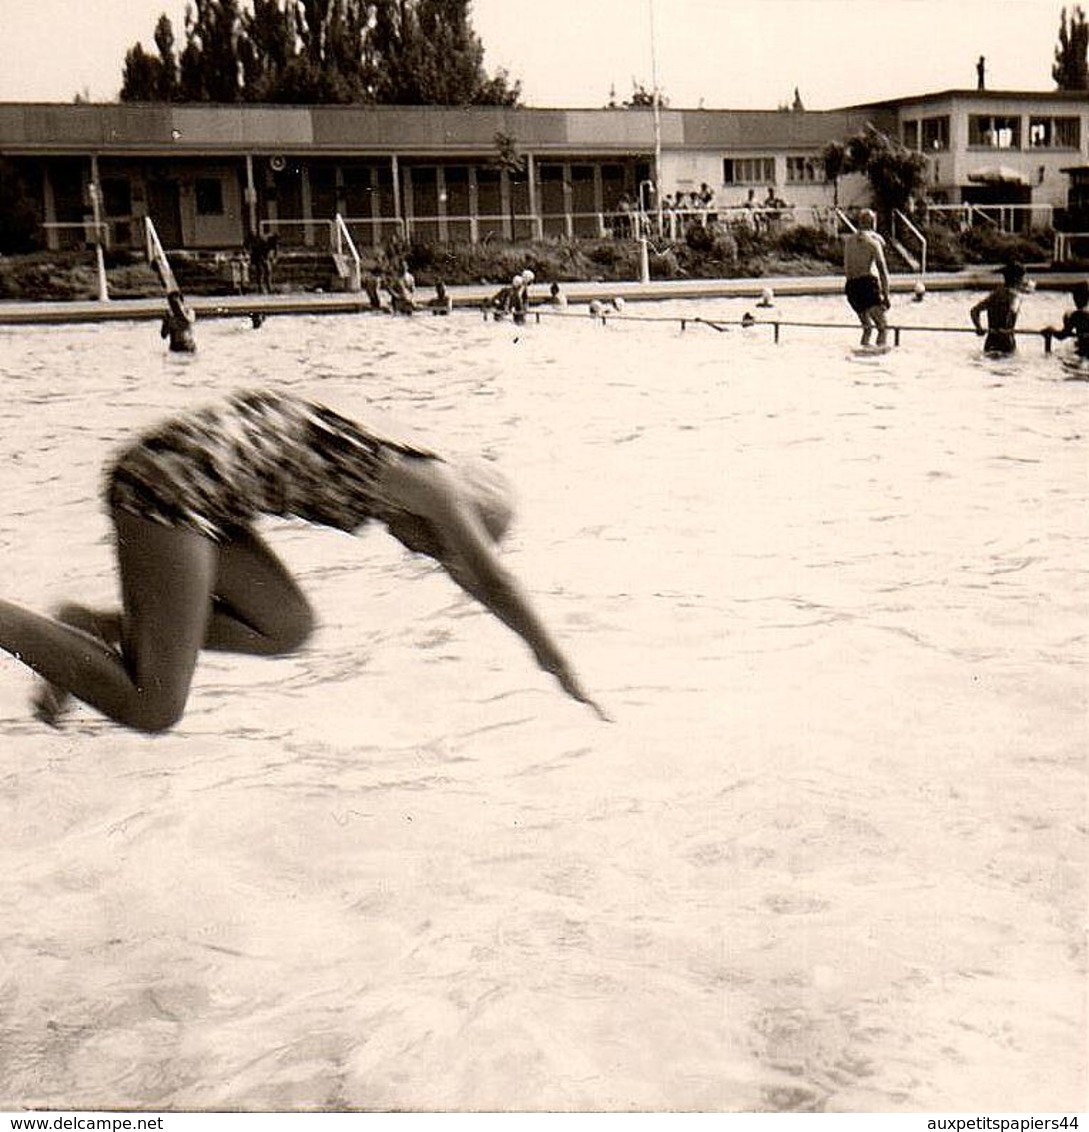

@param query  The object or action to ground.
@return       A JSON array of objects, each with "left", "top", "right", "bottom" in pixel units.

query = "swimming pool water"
[{"left": 0, "top": 292, "right": 1084, "bottom": 1111}]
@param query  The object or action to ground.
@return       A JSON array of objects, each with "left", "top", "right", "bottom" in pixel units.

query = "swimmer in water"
[
  {"left": 970, "top": 262, "right": 1027, "bottom": 357},
  {"left": 0, "top": 390, "right": 609, "bottom": 732},
  {"left": 160, "top": 290, "right": 196, "bottom": 353}
]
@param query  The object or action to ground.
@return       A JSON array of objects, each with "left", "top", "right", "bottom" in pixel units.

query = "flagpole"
[{"left": 649, "top": 0, "right": 662, "bottom": 236}]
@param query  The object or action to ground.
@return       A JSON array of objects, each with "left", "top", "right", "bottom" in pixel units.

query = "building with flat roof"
[{"left": 0, "top": 88, "right": 1086, "bottom": 254}]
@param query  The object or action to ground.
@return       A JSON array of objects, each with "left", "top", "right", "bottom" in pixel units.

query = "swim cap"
[
  {"left": 522, "top": 269, "right": 535, "bottom": 283},
  {"left": 456, "top": 458, "right": 516, "bottom": 542},
  {"left": 511, "top": 273, "right": 524, "bottom": 287},
  {"left": 611, "top": 296, "right": 626, "bottom": 312}
]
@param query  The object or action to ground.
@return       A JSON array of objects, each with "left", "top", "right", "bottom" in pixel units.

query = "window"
[
  {"left": 969, "top": 114, "right": 1021, "bottom": 149},
  {"left": 921, "top": 116, "right": 950, "bottom": 151},
  {"left": 1029, "top": 115, "right": 1080, "bottom": 148},
  {"left": 195, "top": 177, "right": 224, "bottom": 216},
  {"left": 722, "top": 157, "right": 776, "bottom": 185},
  {"left": 785, "top": 156, "right": 822, "bottom": 184},
  {"left": 903, "top": 120, "right": 920, "bottom": 150}
]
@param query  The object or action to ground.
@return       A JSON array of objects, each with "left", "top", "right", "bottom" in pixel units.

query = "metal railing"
[
  {"left": 1053, "top": 231, "right": 1089, "bottom": 262},
  {"left": 892, "top": 208, "right": 928, "bottom": 274},
  {"left": 926, "top": 202, "right": 1054, "bottom": 233},
  {"left": 332, "top": 212, "right": 362, "bottom": 292}
]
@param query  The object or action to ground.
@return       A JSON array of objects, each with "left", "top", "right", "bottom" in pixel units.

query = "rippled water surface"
[{"left": 0, "top": 293, "right": 1085, "bottom": 1111}]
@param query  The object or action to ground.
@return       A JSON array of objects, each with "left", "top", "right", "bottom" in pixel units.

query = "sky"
[{"left": 0, "top": 0, "right": 1068, "bottom": 110}]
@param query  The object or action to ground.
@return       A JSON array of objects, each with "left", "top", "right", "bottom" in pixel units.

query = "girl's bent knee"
[
  {"left": 128, "top": 691, "right": 189, "bottom": 734},
  {"left": 275, "top": 601, "right": 315, "bottom": 654}
]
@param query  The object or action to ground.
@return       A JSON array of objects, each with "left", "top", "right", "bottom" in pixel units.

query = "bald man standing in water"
[{"left": 843, "top": 208, "right": 891, "bottom": 348}]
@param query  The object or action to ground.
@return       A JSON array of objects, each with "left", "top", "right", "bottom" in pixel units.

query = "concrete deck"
[{"left": 0, "top": 268, "right": 1079, "bottom": 326}]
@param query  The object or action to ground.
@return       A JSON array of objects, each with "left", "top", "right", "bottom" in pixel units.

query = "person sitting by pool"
[
  {"left": 970, "top": 262, "right": 1027, "bottom": 357},
  {"left": 1, "top": 389, "right": 609, "bottom": 733},
  {"left": 843, "top": 208, "right": 891, "bottom": 349},
  {"left": 160, "top": 290, "right": 196, "bottom": 353},
  {"left": 1044, "top": 279, "right": 1089, "bottom": 358},
  {"left": 384, "top": 262, "right": 418, "bottom": 314},
  {"left": 546, "top": 281, "right": 567, "bottom": 310}
]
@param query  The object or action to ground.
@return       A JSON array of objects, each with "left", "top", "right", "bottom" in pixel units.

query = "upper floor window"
[
  {"left": 723, "top": 157, "right": 776, "bottom": 185},
  {"left": 921, "top": 115, "right": 950, "bottom": 151},
  {"left": 1029, "top": 115, "right": 1080, "bottom": 148},
  {"left": 903, "top": 120, "right": 920, "bottom": 150},
  {"left": 785, "top": 156, "right": 823, "bottom": 184},
  {"left": 969, "top": 114, "right": 1021, "bottom": 149}
]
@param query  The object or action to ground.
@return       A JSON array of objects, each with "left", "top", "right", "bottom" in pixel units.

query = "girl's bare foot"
[
  {"left": 32, "top": 680, "right": 72, "bottom": 727},
  {"left": 29, "top": 603, "right": 118, "bottom": 727}
]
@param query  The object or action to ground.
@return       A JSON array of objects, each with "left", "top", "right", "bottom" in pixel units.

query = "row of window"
[
  {"left": 903, "top": 113, "right": 1082, "bottom": 152},
  {"left": 722, "top": 157, "right": 823, "bottom": 185}
]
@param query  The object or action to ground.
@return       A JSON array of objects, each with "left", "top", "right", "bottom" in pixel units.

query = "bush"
[
  {"left": 961, "top": 225, "right": 1051, "bottom": 265},
  {"left": 918, "top": 224, "right": 966, "bottom": 270},
  {"left": 771, "top": 223, "right": 839, "bottom": 264}
]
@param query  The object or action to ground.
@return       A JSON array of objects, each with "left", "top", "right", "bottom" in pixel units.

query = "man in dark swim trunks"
[
  {"left": 970, "top": 262, "right": 1027, "bottom": 357},
  {"left": 843, "top": 208, "right": 891, "bottom": 348}
]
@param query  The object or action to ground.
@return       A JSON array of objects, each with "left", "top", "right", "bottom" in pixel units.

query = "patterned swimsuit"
[{"left": 106, "top": 389, "right": 437, "bottom": 540}]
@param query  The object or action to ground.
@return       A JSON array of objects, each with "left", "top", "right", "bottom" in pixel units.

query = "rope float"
[{"left": 506, "top": 306, "right": 1063, "bottom": 354}]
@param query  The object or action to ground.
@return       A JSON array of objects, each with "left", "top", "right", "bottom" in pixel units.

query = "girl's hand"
[{"left": 543, "top": 653, "right": 613, "bottom": 722}]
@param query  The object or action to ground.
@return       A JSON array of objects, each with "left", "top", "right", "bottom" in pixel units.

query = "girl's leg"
[
  {"left": 205, "top": 524, "right": 314, "bottom": 655},
  {"left": 35, "top": 525, "right": 314, "bottom": 659},
  {"left": 1, "top": 509, "right": 217, "bottom": 732},
  {"left": 31, "top": 523, "right": 315, "bottom": 724}
]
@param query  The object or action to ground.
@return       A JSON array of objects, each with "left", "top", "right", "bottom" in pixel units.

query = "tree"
[
  {"left": 121, "top": 43, "right": 161, "bottom": 101},
  {"left": 153, "top": 14, "right": 180, "bottom": 100},
  {"left": 828, "top": 126, "right": 929, "bottom": 224},
  {"left": 820, "top": 140, "right": 847, "bottom": 207},
  {"left": 1053, "top": 5, "right": 1089, "bottom": 89},
  {"left": 121, "top": 14, "right": 180, "bottom": 101},
  {"left": 623, "top": 80, "right": 667, "bottom": 108},
  {"left": 179, "top": 0, "right": 243, "bottom": 102},
  {"left": 117, "top": 0, "right": 520, "bottom": 105}
]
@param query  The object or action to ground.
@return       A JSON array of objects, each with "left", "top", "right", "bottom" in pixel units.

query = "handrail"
[
  {"left": 333, "top": 212, "right": 362, "bottom": 292},
  {"left": 1053, "top": 230, "right": 1089, "bottom": 262},
  {"left": 893, "top": 208, "right": 927, "bottom": 275},
  {"left": 144, "top": 215, "right": 178, "bottom": 293}
]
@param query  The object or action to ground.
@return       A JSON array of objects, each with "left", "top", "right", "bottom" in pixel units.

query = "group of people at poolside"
[{"left": 842, "top": 207, "right": 1089, "bottom": 359}]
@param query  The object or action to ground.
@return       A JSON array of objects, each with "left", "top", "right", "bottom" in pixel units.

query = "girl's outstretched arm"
[{"left": 379, "top": 456, "right": 610, "bottom": 720}]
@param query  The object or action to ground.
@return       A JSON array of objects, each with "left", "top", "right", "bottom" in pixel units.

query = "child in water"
[
  {"left": 0, "top": 390, "right": 609, "bottom": 732},
  {"left": 160, "top": 290, "right": 196, "bottom": 353},
  {"left": 970, "top": 262, "right": 1027, "bottom": 357}
]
